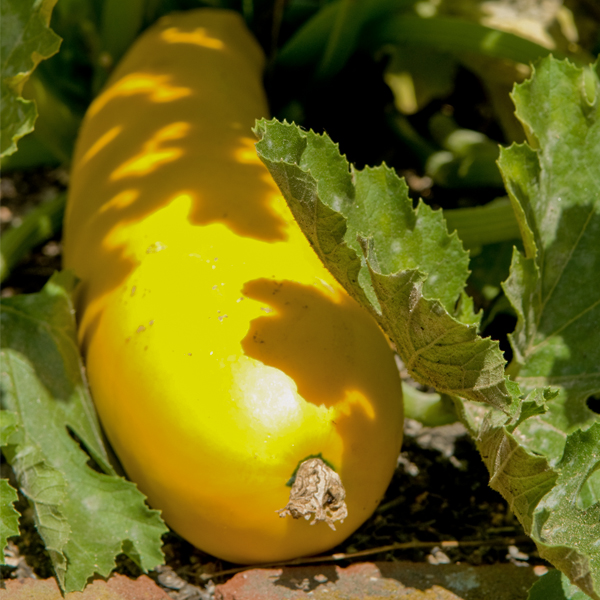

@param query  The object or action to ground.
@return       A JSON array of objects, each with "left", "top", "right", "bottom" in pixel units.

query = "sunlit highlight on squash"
[
  {"left": 162, "top": 26, "right": 225, "bottom": 49},
  {"left": 80, "top": 125, "right": 123, "bottom": 165},
  {"left": 234, "top": 136, "right": 264, "bottom": 164},
  {"left": 98, "top": 189, "right": 140, "bottom": 214},
  {"left": 110, "top": 122, "right": 190, "bottom": 180},
  {"left": 88, "top": 73, "right": 192, "bottom": 117}
]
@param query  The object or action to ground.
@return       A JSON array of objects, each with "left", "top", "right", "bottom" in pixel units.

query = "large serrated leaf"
[
  {"left": 532, "top": 425, "right": 600, "bottom": 598},
  {"left": 0, "top": 272, "right": 167, "bottom": 593},
  {"left": 455, "top": 386, "right": 558, "bottom": 528},
  {"left": 488, "top": 56, "right": 600, "bottom": 599},
  {"left": 499, "top": 58, "right": 600, "bottom": 458},
  {"left": 0, "top": 0, "right": 62, "bottom": 157},
  {"left": 254, "top": 55, "right": 599, "bottom": 600},
  {"left": 254, "top": 119, "right": 516, "bottom": 413}
]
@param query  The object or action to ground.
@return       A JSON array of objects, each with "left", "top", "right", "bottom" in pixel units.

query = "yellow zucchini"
[{"left": 63, "top": 8, "right": 403, "bottom": 563}]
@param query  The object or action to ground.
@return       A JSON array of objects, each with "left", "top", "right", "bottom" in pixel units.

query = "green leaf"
[
  {"left": 459, "top": 400, "right": 600, "bottom": 600},
  {"left": 254, "top": 55, "right": 600, "bottom": 600},
  {"left": 0, "top": 409, "right": 18, "bottom": 445},
  {"left": 499, "top": 58, "right": 600, "bottom": 458},
  {"left": 457, "top": 390, "right": 558, "bottom": 534},
  {"left": 532, "top": 425, "right": 600, "bottom": 598},
  {"left": 528, "top": 569, "right": 594, "bottom": 600},
  {"left": 254, "top": 118, "right": 517, "bottom": 413},
  {"left": 0, "top": 478, "right": 20, "bottom": 564},
  {"left": 1, "top": 414, "right": 26, "bottom": 565},
  {"left": 0, "top": 271, "right": 167, "bottom": 593},
  {"left": 482, "top": 56, "right": 600, "bottom": 600},
  {"left": 0, "top": 0, "right": 62, "bottom": 157}
]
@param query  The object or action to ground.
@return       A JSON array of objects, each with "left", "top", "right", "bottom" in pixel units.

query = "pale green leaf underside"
[
  {"left": 532, "top": 425, "right": 600, "bottom": 599},
  {"left": 255, "top": 119, "right": 516, "bottom": 413},
  {"left": 0, "top": 272, "right": 167, "bottom": 593},
  {"left": 0, "top": 0, "right": 61, "bottom": 156}
]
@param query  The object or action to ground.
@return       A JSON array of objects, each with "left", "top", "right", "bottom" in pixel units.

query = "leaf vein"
[
  {"left": 531, "top": 202, "right": 596, "bottom": 352},
  {"left": 529, "top": 294, "right": 600, "bottom": 356}
]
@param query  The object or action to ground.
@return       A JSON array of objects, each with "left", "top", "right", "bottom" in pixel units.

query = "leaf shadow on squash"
[
  {"left": 65, "top": 23, "right": 287, "bottom": 349},
  {"left": 240, "top": 277, "right": 404, "bottom": 505},
  {"left": 241, "top": 278, "right": 396, "bottom": 411}
]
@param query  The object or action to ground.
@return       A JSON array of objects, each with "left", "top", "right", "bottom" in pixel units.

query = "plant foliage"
[
  {"left": 1, "top": 0, "right": 599, "bottom": 598},
  {"left": 0, "top": 272, "right": 167, "bottom": 592},
  {"left": 254, "top": 56, "right": 600, "bottom": 598},
  {"left": 0, "top": 0, "right": 61, "bottom": 157}
]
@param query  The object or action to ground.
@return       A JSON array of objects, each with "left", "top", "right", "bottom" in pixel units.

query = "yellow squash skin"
[{"left": 63, "top": 8, "right": 404, "bottom": 564}]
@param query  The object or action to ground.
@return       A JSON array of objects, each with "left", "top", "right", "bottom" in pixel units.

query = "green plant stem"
[
  {"left": 443, "top": 197, "right": 521, "bottom": 249},
  {"left": 401, "top": 382, "right": 457, "bottom": 426},
  {"left": 1, "top": 193, "right": 66, "bottom": 283}
]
